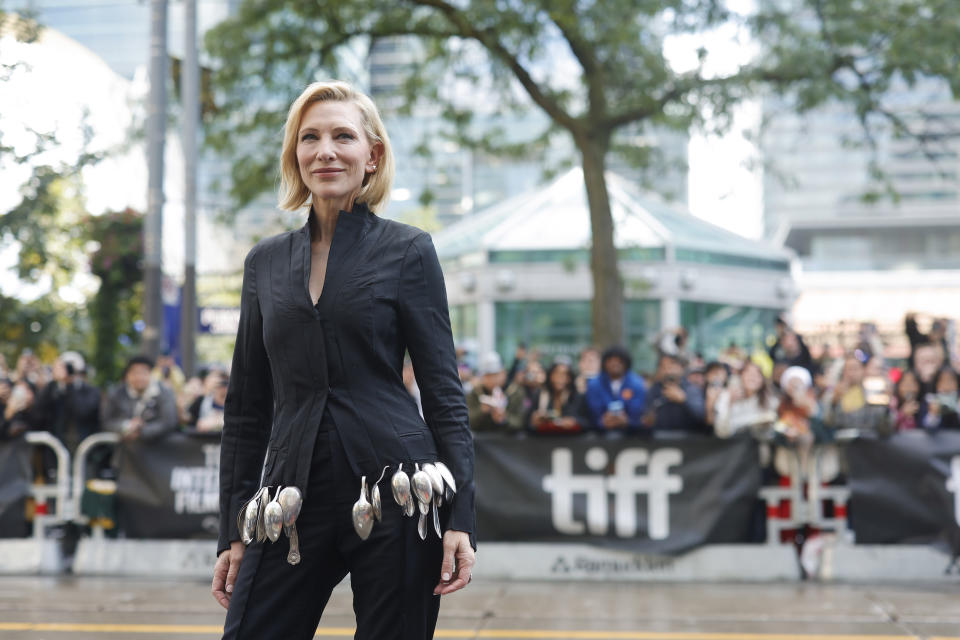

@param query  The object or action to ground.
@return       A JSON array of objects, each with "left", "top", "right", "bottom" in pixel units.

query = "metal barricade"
[
  {"left": 758, "top": 440, "right": 853, "bottom": 545},
  {"left": 23, "top": 431, "right": 72, "bottom": 538},
  {"left": 72, "top": 432, "right": 120, "bottom": 536}
]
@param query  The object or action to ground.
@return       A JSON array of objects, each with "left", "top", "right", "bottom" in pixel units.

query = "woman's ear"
[{"left": 366, "top": 142, "right": 384, "bottom": 173}]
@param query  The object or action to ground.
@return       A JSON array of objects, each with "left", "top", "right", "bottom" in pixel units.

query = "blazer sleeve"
[
  {"left": 397, "top": 232, "right": 477, "bottom": 549},
  {"left": 218, "top": 246, "right": 274, "bottom": 557}
]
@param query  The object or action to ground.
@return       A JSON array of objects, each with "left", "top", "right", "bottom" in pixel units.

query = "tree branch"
[
  {"left": 546, "top": 6, "right": 605, "bottom": 118},
  {"left": 408, "top": 0, "right": 580, "bottom": 132}
]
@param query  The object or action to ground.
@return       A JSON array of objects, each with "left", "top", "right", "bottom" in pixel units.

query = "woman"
[
  {"left": 211, "top": 81, "right": 476, "bottom": 640},
  {"left": 891, "top": 368, "right": 921, "bottom": 431},
  {"left": 922, "top": 366, "right": 960, "bottom": 430},
  {"left": 529, "top": 360, "right": 583, "bottom": 432},
  {"left": 713, "top": 360, "right": 778, "bottom": 440}
]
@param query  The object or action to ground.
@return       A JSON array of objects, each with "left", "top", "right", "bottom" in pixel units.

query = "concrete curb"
[{"left": 1, "top": 539, "right": 956, "bottom": 582}]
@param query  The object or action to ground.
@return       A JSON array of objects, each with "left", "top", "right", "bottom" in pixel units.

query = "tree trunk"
[{"left": 578, "top": 133, "right": 624, "bottom": 349}]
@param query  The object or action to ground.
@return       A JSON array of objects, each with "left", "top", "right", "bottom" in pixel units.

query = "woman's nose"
[{"left": 315, "top": 137, "right": 336, "bottom": 161}]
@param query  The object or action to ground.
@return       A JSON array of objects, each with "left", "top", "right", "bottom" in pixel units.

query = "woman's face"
[
  {"left": 549, "top": 365, "right": 571, "bottom": 392},
  {"left": 898, "top": 372, "right": 920, "bottom": 399},
  {"left": 296, "top": 101, "right": 381, "bottom": 210},
  {"left": 741, "top": 364, "right": 764, "bottom": 394}
]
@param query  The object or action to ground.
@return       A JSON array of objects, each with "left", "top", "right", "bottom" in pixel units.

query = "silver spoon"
[
  {"left": 432, "top": 493, "right": 442, "bottom": 538},
  {"left": 277, "top": 486, "right": 303, "bottom": 565},
  {"left": 240, "top": 494, "right": 258, "bottom": 545},
  {"left": 422, "top": 463, "right": 445, "bottom": 508},
  {"left": 263, "top": 486, "right": 284, "bottom": 542},
  {"left": 434, "top": 461, "right": 457, "bottom": 499},
  {"left": 391, "top": 464, "right": 412, "bottom": 514},
  {"left": 417, "top": 511, "right": 427, "bottom": 540},
  {"left": 254, "top": 486, "right": 270, "bottom": 543},
  {"left": 371, "top": 466, "right": 388, "bottom": 522},
  {"left": 351, "top": 475, "right": 374, "bottom": 540},
  {"left": 411, "top": 464, "right": 433, "bottom": 515}
]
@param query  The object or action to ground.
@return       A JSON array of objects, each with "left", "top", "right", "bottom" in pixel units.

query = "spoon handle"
[
  {"left": 417, "top": 512, "right": 427, "bottom": 540},
  {"left": 431, "top": 500, "right": 441, "bottom": 538},
  {"left": 286, "top": 523, "right": 301, "bottom": 565}
]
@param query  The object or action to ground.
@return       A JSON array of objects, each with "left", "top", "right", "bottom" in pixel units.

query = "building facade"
[{"left": 761, "top": 78, "right": 960, "bottom": 355}]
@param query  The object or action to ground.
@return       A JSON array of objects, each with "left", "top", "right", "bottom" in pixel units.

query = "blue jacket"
[{"left": 585, "top": 370, "right": 647, "bottom": 431}]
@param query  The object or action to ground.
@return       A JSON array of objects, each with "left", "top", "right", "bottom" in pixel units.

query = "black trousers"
[{"left": 222, "top": 416, "right": 443, "bottom": 639}]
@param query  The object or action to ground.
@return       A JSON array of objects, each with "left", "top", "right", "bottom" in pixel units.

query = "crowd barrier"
[{"left": 0, "top": 429, "right": 958, "bottom": 580}]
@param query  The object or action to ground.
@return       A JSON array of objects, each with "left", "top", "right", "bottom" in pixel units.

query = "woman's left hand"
[{"left": 434, "top": 530, "right": 475, "bottom": 596}]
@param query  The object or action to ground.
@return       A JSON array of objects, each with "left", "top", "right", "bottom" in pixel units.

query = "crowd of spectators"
[
  {"left": 2, "top": 311, "right": 957, "bottom": 484},
  {"left": 457, "top": 313, "right": 960, "bottom": 457},
  {"left": 0, "top": 350, "right": 230, "bottom": 483}
]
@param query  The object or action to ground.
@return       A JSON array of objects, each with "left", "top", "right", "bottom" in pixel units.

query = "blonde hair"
[{"left": 278, "top": 81, "right": 394, "bottom": 213}]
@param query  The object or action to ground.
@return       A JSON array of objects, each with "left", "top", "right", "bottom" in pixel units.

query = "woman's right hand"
[{"left": 212, "top": 541, "right": 245, "bottom": 610}]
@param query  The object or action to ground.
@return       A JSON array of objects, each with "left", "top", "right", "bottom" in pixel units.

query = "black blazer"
[{"left": 217, "top": 202, "right": 475, "bottom": 555}]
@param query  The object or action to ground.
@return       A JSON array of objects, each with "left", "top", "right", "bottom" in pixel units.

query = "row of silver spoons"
[
  {"left": 238, "top": 461, "right": 458, "bottom": 567},
  {"left": 352, "top": 461, "right": 457, "bottom": 542},
  {"left": 239, "top": 485, "right": 303, "bottom": 565}
]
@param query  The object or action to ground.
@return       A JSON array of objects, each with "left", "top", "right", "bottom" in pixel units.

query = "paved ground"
[{"left": 0, "top": 576, "right": 958, "bottom": 639}]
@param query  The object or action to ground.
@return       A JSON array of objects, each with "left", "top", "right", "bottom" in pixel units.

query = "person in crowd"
[
  {"left": 769, "top": 325, "right": 814, "bottom": 375},
  {"left": 585, "top": 345, "right": 647, "bottom": 433},
  {"left": 642, "top": 353, "right": 705, "bottom": 433},
  {"left": 505, "top": 342, "right": 527, "bottom": 389},
  {"left": 912, "top": 339, "right": 945, "bottom": 397},
  {"left": 177, "top": 375, "right": 205, "bottom": 426},
  {"left": 714, "top": 360, "right": 779, "bottom": 439},
  {"left": 906, "top": 312, "right": 949, "bottom": 371},
  {"left": 702, "top": 361, "right": 728, "bottom": 427},
  {"left": 891, "top": 368, "right": 922, "bottom": 432},
  {"left": 921, "top": 366, "right": 960, "bottom": 431},
  {"left": 0, "top": 378, "right": 40, "bottom": 441},
  {"left": 13, "top": 350, "right": 48, "bottom": 388},
  {"left": 152, "top": 350, "right": 186, "bottom": 395},
  {"left": 686, "top": 364, "right": 706, "bottom": 393},
  {"left": 772, "top": 366, "right": 838, "bottom": 480},
  {"left": 402, "top": 356, "right": 423, "bottom": 418},
  {"left": 508, "top": 358, "right": 546, "bottom": 428},
  {"left": 575, "top": 346, "right": 601, "bottom": 394},
  {"left": 187, "top": 369, "right": 229, "bottom": 432},
  {"left": 822, "top": 355, "right": 892, "bottom": 434},
  {"left": 529, "top": 359, "right": 583, "bottom": 433},
  {"left": 457, "top": 362, "right": 475, "bottom": 395},
  {"left": 101, "top": 355, "right": 178, "bottom": 442},
  {"left": 721, "top": 340, "right": 748, "bottom": 369},
  {"left": 36, "top": 352, "right": 101, "bottom": 453},
  {"left": 467, "top": 351, "right": 524, "bottom": 432}
]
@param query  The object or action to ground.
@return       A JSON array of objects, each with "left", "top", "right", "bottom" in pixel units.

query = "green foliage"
[
  {"left": 85, "top": 209, "right": 144, "bottom": 387},
  {"left": 203, "top": 0, "right": 960, "bottom": 345}
]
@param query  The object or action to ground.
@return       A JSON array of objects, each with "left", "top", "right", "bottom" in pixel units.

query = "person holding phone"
[{"left": 585, "top": 346, "right": 646, "bottom": 433}]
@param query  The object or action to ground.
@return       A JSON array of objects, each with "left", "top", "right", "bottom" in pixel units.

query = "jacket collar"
[{"left": 294, "top": 200, "right": 375, "bottom": 308}]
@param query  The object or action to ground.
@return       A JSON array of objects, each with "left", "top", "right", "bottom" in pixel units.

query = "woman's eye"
[
  {"left": 301, "top": 133, "right": 317, "bottom": 141},
  {"left": 337, "top": 132, "right": 355, "bottom": 140}
]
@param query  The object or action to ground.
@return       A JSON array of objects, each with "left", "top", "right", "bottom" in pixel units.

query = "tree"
[
  {"left": 86, "top": 209, "right": 144, "bottom": 387},
  {"left": 204, "top": 0, "right": 960, "bottom": 348}
]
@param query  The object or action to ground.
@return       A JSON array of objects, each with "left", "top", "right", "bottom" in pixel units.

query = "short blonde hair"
[{"left": 278, "top": 81, "right": 394, "bottom": 213}]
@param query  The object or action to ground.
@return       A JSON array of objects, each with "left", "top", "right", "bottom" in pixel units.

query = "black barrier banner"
[
  {"left": 846, "top": 431, "right": 960, "bottom": 545},
  {"left": 0, "top": 438, "right": 31, "bottom": 537},
  {"left": 474, "top": 434, "right": 761, "bottom": 553},
  {"left": 116, "top": 433, "right": 221, "bottom": 538}
]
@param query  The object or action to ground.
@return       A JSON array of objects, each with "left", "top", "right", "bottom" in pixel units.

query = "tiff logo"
[
  {"left": 946, "top": 455, "right": 960, "bottom": 526},
  {"left": 542, "top": 447, "right": 683, "bottom": 539}
]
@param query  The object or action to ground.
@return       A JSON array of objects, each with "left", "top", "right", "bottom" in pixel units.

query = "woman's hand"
[
  {"left": 434, "top": 530, "right": 475, "bottom": 596},
  {"left": 212, "top": 541, "right": 245, "bottom": 609}
]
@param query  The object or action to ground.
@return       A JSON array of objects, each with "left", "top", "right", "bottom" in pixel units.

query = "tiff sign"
[{"left": 542, "top": 447, "right": 683, "bottom": 539}]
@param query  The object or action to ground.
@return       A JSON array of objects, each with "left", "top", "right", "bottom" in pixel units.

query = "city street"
[{"left": 0, "top": 576, "right": 958, "bottom": 640}]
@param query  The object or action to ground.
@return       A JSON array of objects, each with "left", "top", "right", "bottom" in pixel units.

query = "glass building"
[{"left": 434, "top": 168, "right": 794, "bottom": 373}]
